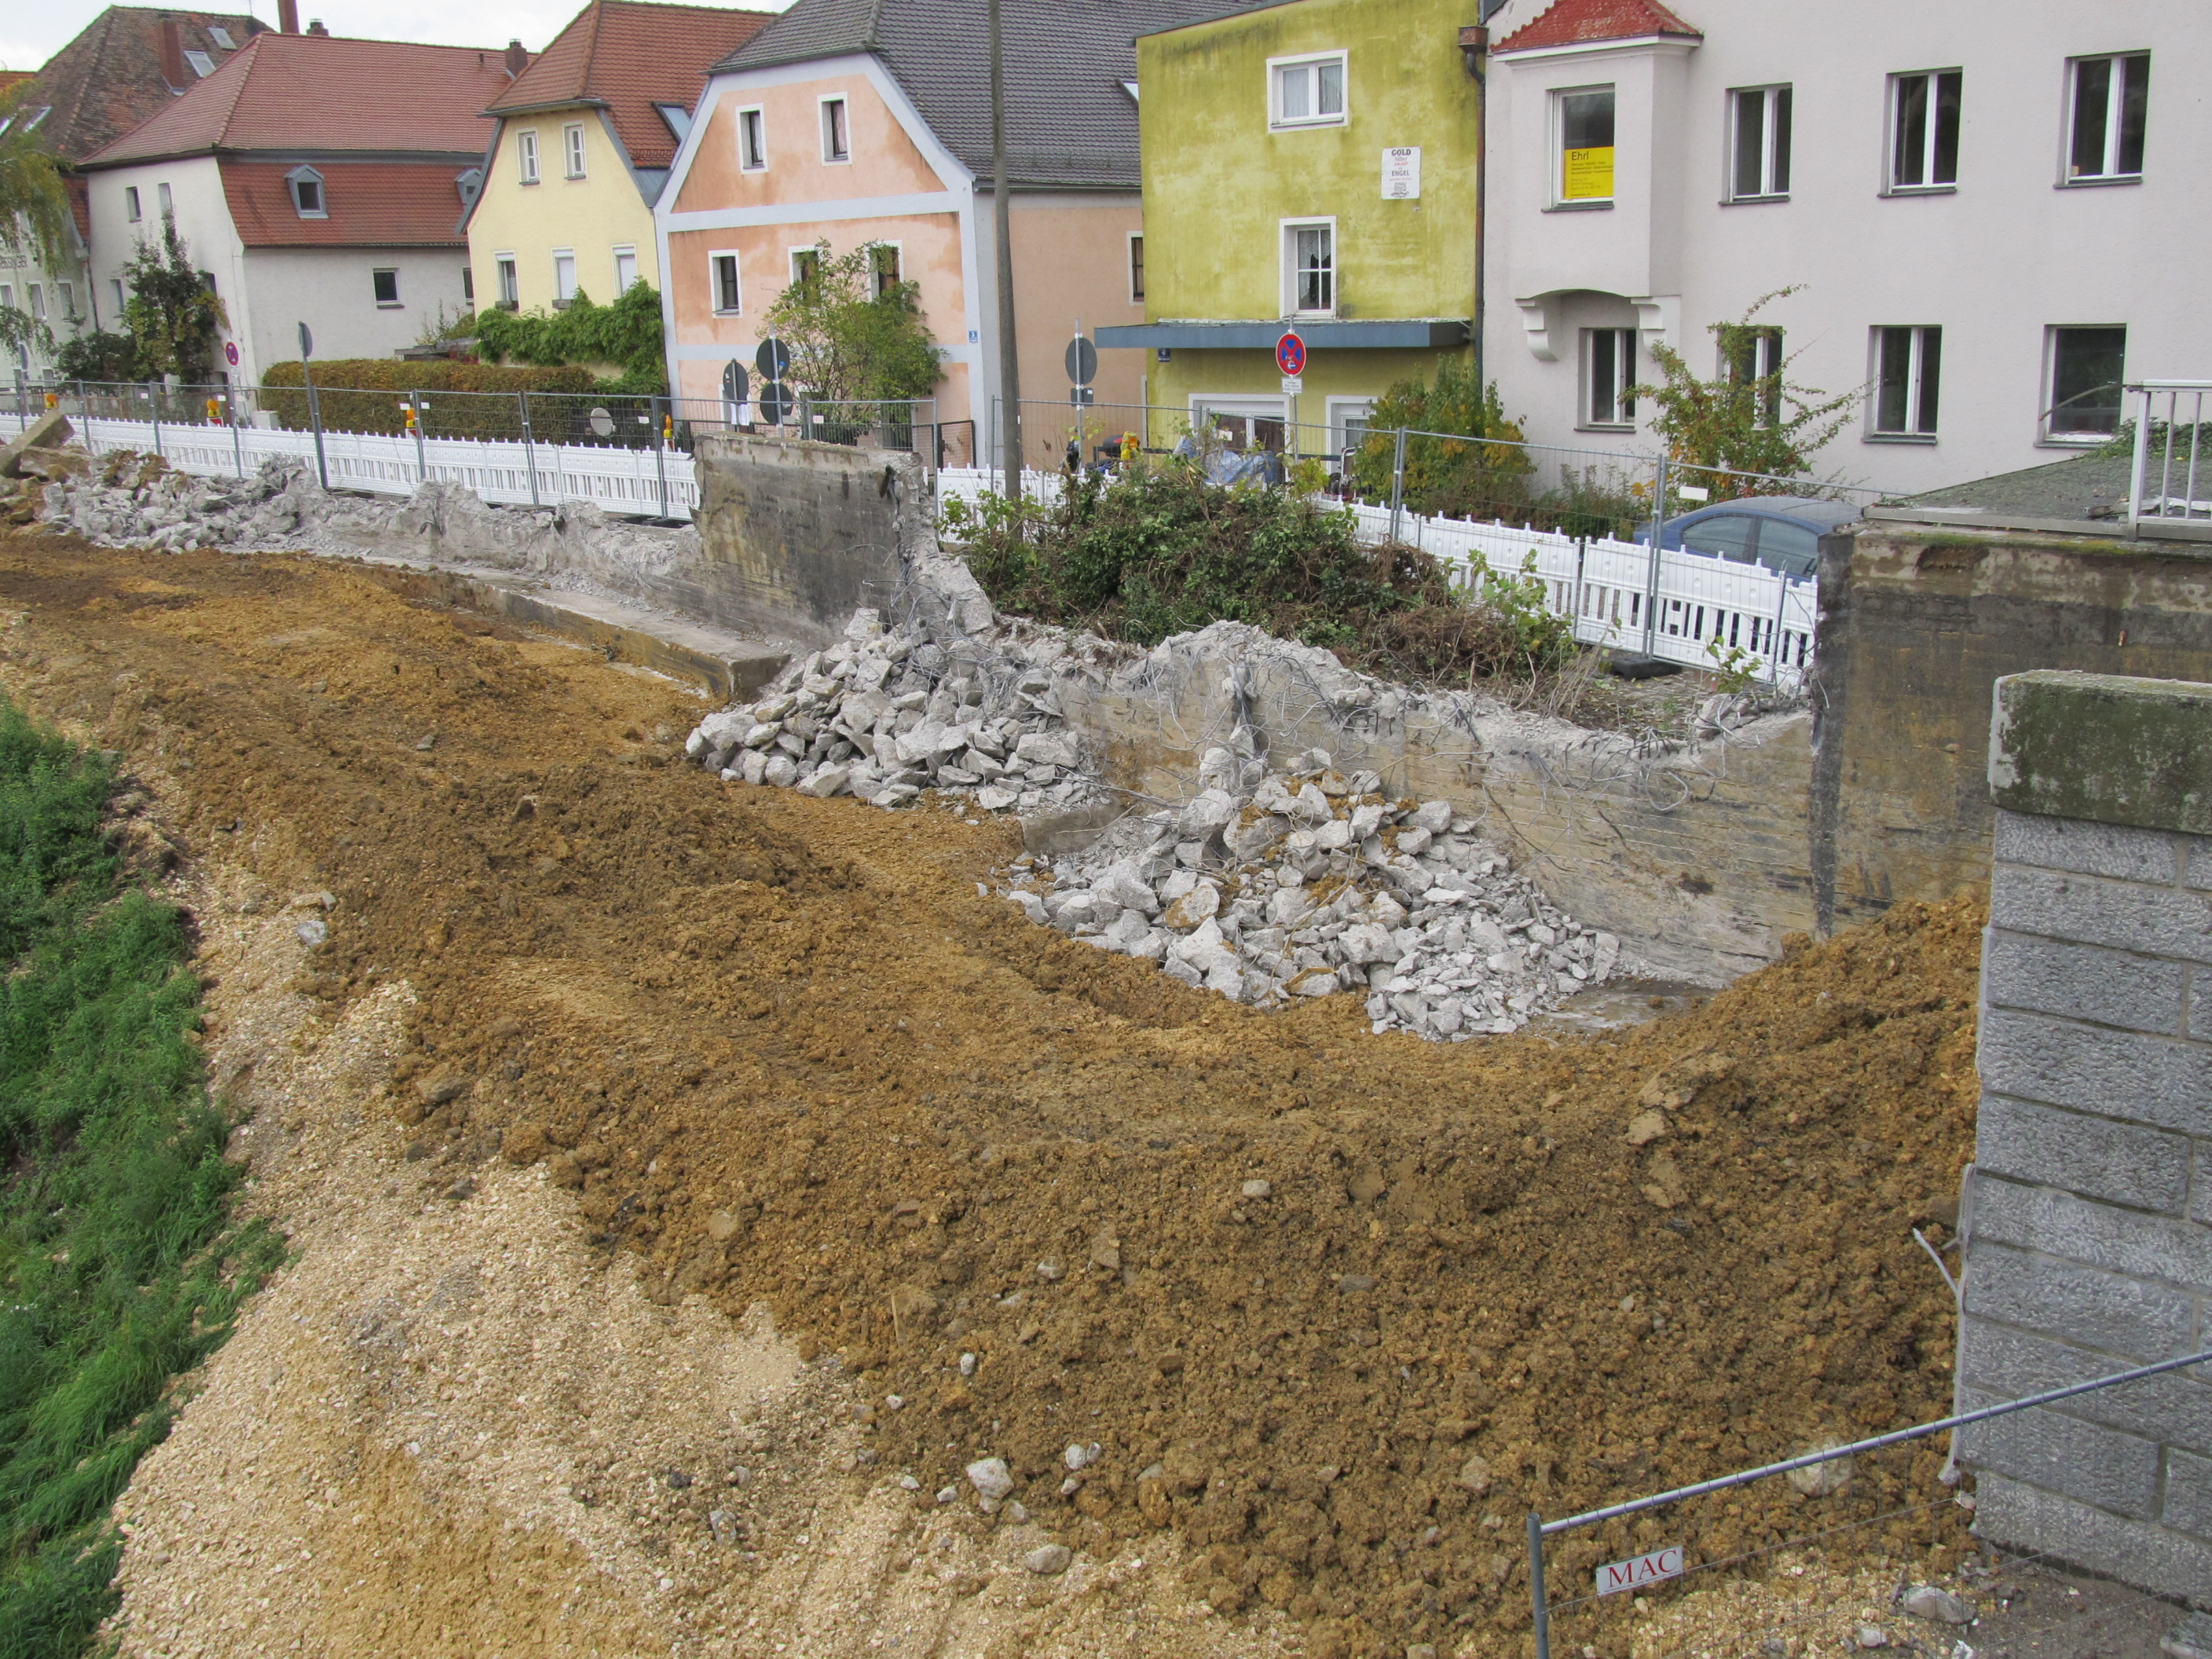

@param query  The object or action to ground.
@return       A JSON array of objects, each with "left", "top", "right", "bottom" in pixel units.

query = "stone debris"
[
  {"left": 1898, "top": 1584, "right": 1976, "bottom": 1626},
  {"left": 681, "top": 606, "right": 1110, "bottom": 818}
]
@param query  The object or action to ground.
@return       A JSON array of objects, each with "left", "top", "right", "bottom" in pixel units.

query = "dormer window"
[
  {"left": 287, "top": 165, "right": 328, "bottom": 218},
  {"left": 208, "top": 25, "right": 236, "bottom": 48},
  {"left": 655, "top": 102, "right": 693, "bottom": 142},
  {"left": 184, "top": 49, "right": 214, "bottom": 76},
  {"left": 456, "top": 167, "right": 483, "bottom": 207}
]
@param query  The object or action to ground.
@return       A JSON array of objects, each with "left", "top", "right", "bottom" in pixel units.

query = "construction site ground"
[{"left": 0, "top": 535, "right": 2020, "bottom": 1659}]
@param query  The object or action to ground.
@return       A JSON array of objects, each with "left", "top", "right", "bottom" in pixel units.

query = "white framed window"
[
  {"left": 2042, "top": 324, "right": 2125, "bottom": 443},
  {"left": 1192, "top": 395, "right": 1290, "bottom": 454},
  {"left": 552, "top": 249, "right": 577, "bottom": 306},
  {"left": 1870, "top": 325, "right": 1941, "bottom": 439},
  {"left": 1128, "top": 233, "right": 1144, "bottom": 302},
  {"left": 1324, "top": 396, "right": 1375, "bottom": 462},
  {"left": 738, "top": 106, "right": 767, "bottom": 170},
  {"left": 27, "top": 284, "right": 44, "bottom": 321},
  {"left": 517, "top": 128, "right": 541, "bottom": 185},
  {"left": 287, "top": 164, "right": 326, "bottom": 218},
  {"left": 0, "top": 285, "right": 13, "bottom": 311},
  {"left": 1581, "top": 328, "right": 1636, "bottom": 428},
  {"left": 184, "top": 49, "right": 214, "bottom": 76},
  {"left": 1281, "top": 218, "right": 1335, "bottom": 317},
  {"left": 495, "top": 253, "right": 518, "bottom": 307},
  {"left": 461, "top": 266, "right": 473, "bottom": 302},
  {"left": 111, "top": 278, "right": 125, "bottom": 314},
  {"left": 124, "top": 185, "right": 141, "bottom": 222},
  {"left": 869, "top": 243, "right": 902, "bottom": 298},
  {"left": 1723, "top": 326, "right": 1785, "bottom": 427},
  {"left": 57, "top": 282, "right": 75, "bottom": 321},
  {"left": 1887, "top": 69, "right": 1961, "bottom": 191},
  {"left": 820, "top": 96, "right": 849, "bottom": 163},
  {"left": 613, "top": 246, "right": 638, "bottom": 293},
  {"left": 789, "top": 246, "right": 821, "bottom": 289},
  {"left": 1553, "top": 85, "right": 1616, "bottom": 206},
  {"left": 2065, "top": 53, "right": 2148, "bottom": 183},
  {"left": 711, "top": 251, "right": 742, "bottom": 314},
  {"left": 1727, "top": 85, "right": 1790, "bottom": 201},
  {"left": 372, "top": 268, "right": 401, "bottom": 307},
  {"left": 208, "top": 25, "right": 235, "bottom": 48},
  {"left": 156, "top": 182, "right": 173, "bottom": 216},
  {"left": 1269, "top": 51, "right": 1346, "bottom": 130},
  {"left": 563, "top": 122, "right": 588, "bottom": 179}
]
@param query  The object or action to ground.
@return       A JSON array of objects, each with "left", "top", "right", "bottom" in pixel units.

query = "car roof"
[{"left": 1681, "top": 496, "right": 1860, "bottom": 526}]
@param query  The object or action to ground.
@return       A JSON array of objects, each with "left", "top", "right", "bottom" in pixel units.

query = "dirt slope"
[{"left": 0, "top": 537, "right": 1979, "bottom": 1657}]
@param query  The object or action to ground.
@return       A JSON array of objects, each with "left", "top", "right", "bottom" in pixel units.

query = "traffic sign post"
[{"left": 297, "top": 320, "right": 328, "bottom": 491}]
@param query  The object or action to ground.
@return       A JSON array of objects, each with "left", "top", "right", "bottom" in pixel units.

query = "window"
[
  {"left": 1327, "top": 397, "right": 1375, "bottom": 461},
  {"left": 288, "top": 166, "right": 326, "bottom": 218},
  {"left": 821, "top": 97, "right": 849, "bottom": 163},
  {"left": 1728, "top": 85, "right": 1791, "bottom": 200},
  {"left": 1129, "top": 233, "right": 1144, "bottom": 302},
  {"left": 1681, "top": 515, "right": 1757, "bottom": 562},
  {"left": 1270, "top": 53, "right": 1346, "bottom": 129},
  {"left": 0, "top": 286, "right": 12, "bottom": 312},
  {"left": 496, "top": 254, "right": 518, "bottom": 308},
  {"left": 870, "top": 244, "right": 901, "bottom": 298},
  {"left": 372, "top": 268, "right": 401, "bottom": 307},
  {"left": 1583, "top": 328, "right": 1636, "bottom": 427},
  {"left": 2045, "top": 325, "right": 2126, "bottom": 441},
  {"left": 563, "top": 122, "right": 588, "bottom": 179},
  {"left": 1888, "top": 70, "right": 1961, "bottom": 190},
  {"left": 1284, "top": 220, "right": 1334, "bottom": 316},
  {"left": 461, "top": 266, "right": 473, "bottom": 302},
  {"left": 738, "top": 106, "right": 767, "bottom": 170},
  {"left": 656, "top": 102, "right": 693, "bottom": 143},
  {"left": 1556, "top": 86, "right": 1616, "bottom": 204},
  {"left": 184, "top": 49, "right": 214, "bottom": 76},
  {"left": 112, "top": 279, "right": 125, "bottom": 314},
  {"left": 57, "top": 282, "right": 74, "bottom": 321},
  {"left": 518, "top": 129, "right": 540, "bottom": 185},
  {"left": 613, "top": 246, "right": 638, "bottom": 293},
  {"left": 712, "top": 252, "right": 742, "bottom": 314},
  {"left": 125, "top": 185, "right": 141, "bottom": 222},
  {"left": 2067, "top": 53, "right": 2148, "bottom": 182},
  {"left": 552, "top": 250, "right": 577, "bottom": 306},
  {"left": 208, "top": 25, "right": 235, "bottom": 48},
  {"left": 157, "top": 182, "right": 172, "bottom": 216},
  {"left": 1723, "top": 326, "right": 1784, "bottom": 426},
  {"left": 27, "top": 284, "right": 44, "bottom": 321},
  {"left": 1871, "top": 326, "right": 1941, "bottom": 438},
  {"left": 790, "top": 247, "right": 820, "bottom": 290}
]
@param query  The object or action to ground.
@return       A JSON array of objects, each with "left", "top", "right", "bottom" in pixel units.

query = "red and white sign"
[
  {"left": 1595, "top": 1545, "right": 1684, "bottom": 1597},
  {"left": 1275, "top": 331, "right": 1306, "bottom": 375},
  {"left": 224, "top": 341, "right": 240, "bottom": 366}
]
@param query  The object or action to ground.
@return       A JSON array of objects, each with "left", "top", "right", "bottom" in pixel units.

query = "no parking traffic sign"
[{"left": 1276, "top": 331, "right": 1306, "bottom": 376}]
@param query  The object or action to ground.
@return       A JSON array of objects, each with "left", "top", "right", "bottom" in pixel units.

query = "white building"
[
  {"left": 75, "top": 27, "right": 524, "bottom": 388},
  {"left": 1481, "top": 0, "right": 2207, "bottom": 493}
]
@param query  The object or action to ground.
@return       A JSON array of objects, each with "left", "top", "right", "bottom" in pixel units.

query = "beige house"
[{"left": 465, "top": 0, "right": 772, "bottom": 319}]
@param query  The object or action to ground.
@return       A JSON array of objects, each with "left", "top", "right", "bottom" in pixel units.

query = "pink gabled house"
[{"left": 654, "top": 0, "right": 1246, "bottom": 464}]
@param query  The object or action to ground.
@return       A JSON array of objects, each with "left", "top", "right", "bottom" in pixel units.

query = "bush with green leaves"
[
  {"left": 1347, "top": 357, "right": 1536, "bottom": 520},
  {"left": 52, "top": 331, "right": 138, "bottom": 384},
  {"left": 0, "top": 698, "right": 280, "bottom": 1659},
  {"left": 471, "top": 280, "right": 668, "bottom": 393},
  {"left": 116, "top": 220, "right": 228, "bottom": 385},
  {"left": 763, "top": 241, "right": 941, "bottom": 407}
]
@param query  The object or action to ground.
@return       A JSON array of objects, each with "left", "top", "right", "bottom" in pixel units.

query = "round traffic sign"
[
  {"left": 756, "top": 380, "right": 793, "bottom": 424},
  {"left": 1276, "top": 331, "right": 1306, "bottom": 375},
  {"left": 224, "top": 341, "right": 240, "bottom": 366},
  {"left": 721, "top": 361, "right": 750, "bottom": 406},
  {"left": 1064, "top": 335, "right": 1098, "bottom": 387},
  {"left": 755, "top": 337, "right": 792, "bottom": 379}
]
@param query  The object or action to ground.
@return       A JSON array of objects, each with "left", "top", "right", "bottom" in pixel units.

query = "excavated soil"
[{"left": 0, "top": 536, "right": 1982, "bottom": 1658}]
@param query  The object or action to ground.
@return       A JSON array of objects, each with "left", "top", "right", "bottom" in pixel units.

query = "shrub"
[
  {"left": 472, "top": 280, "right": 668, "bottom": 391},
  {"left": 259, "top": 358, "right": 599, "bottom": 438},
  {"left": 1347, "top": 358, "right": 1536, "bottom": 521},
  {"left": 52, "top": 331, "right": 138, "bottom": 384},
  {"left": 762, "top": 241, "right": 941, "bottom": 406}
]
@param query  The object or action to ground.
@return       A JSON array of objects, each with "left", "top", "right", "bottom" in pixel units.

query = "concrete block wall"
[{"left": 1959, "top": 670, "right": 2212, "bottom": 1607}]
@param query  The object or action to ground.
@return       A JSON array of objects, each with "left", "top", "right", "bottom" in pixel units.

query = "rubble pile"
[
  {"left": 683, "top": 606, "right": 1111, "bottom": 817},
  {"left": 33, "top": 449, "right": 328, "bottom": 551},
  {"left": 1013, "top": 745, "right": 1619, "bottom": 1035}
]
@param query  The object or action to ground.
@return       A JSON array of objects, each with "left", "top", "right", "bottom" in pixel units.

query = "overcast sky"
[{"left": 3, "top": 0, "right": 797, "bottom": 76}]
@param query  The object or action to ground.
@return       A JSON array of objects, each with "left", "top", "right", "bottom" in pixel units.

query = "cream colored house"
[{"left": 465, "top": 0, "right": 771, "bottom": 318}]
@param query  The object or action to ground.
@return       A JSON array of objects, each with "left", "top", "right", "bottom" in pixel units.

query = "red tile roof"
[
  {"left": 82, "top": 30, "right": 524, "bottom": 166},
  {"left": 17, "top": 7, "right": 266, "bottom": 167},
  {"left": 1495, "top": 0, "right": 1701, "bottom": 53},
  {"left": 220, "top": 159, "right": 474, "bottom": 247},
  {"left": 487, "top": 0, "right": 773, "bottom": 171}
]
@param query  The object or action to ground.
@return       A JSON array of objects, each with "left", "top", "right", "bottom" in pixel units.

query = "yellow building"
[{"left": 465, "top": 0, "right": 771, "bottom": 318}]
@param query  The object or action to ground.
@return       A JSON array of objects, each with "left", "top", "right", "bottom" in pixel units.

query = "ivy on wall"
[{"left": 471, "top": 282, "right": 667, "bottom": 393}]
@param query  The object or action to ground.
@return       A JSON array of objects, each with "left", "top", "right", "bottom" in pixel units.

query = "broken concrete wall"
[
  {"left": 1810, "top": 522, "right": 2212, "bottom": 939},
  {"left": 1959, "top": 669, "right": 2212, "bottom": 1609}
]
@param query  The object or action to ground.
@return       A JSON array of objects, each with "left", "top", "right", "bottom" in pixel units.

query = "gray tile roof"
[{"left": 715, "top": 0, "right": 1261, "bottom": 189}]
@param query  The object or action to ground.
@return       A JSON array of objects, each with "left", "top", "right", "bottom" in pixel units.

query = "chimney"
[
  {"left": 277, "top": 0, "right": 298, "bottom": 32},
  {"left": 159, "top": 16, "right": 189, "bottom": 88},
  {"left": 306, "top": 17, "right": 328, "bottom": 34},
  {"left": 504, "top": 38, "right": 528, "bottom": 75}
]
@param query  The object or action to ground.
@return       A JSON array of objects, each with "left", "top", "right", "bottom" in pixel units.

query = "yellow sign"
[{"left": 1562, "top": 145, "right": 1615, "bottom": 201}]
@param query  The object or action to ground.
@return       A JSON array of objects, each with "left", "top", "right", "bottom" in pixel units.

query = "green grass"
[{"left": 0, "top": 698, "right": 280, "bottom": 1659}]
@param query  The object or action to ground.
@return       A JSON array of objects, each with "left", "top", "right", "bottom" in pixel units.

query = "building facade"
[
  {"left": 77, "top": 27, "right": 524, "bottom": 388},
  {"left": 1101, "top": 0, "right": 1484, "bottom": 463},
  {"left": 656, "top": 0, "right": 1234, "bottom": 463},
  {"left": 1484, "top": 0, "right": 2210, "bottom": 493},
  {"left": 465, "top": 1, "right": 771, "bottom": 321}
]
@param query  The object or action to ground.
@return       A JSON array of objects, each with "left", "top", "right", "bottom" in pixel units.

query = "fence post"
[
  {"left": 150, "top": 385, "right": 162, "bottom": 463},
  {"left": 1526, "top": 1511, "right": 1551, "bottom": 1659},
  {"left": 519, "top": 391, "right": 540, "bottom": 507},
  {"left": 1386, "top": 426, "right": 1408, "bottom": 543},
  {"left": 303, "top": 361, "right": 330, "bottom": 490},
  {"left": 652, "top": 395, "right": 670, "bottom": 519},
  {"left": 230, "top": 386, "right": 244, "bottom": 479},
  {"left": 410, "top": 390, "right": 428, "bottom": 483},
  {"left": 1643, "top": 456, "right": 1668, "bottom": 657}
]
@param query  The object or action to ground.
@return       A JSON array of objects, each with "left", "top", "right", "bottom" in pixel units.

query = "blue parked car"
[{"left": 1632, "top": 495, "right": 1860, "bottom": 579}]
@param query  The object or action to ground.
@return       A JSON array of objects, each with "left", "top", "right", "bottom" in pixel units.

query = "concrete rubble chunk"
[{"left": 965, "top": 1457, "right": 1016, "bottom": 1502}]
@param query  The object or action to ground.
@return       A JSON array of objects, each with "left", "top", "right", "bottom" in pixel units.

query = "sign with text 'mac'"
[{"left": 1595, "top": 1545, "right": 1683, "bottom": 1597}]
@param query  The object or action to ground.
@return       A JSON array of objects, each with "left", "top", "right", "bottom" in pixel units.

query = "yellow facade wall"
[{"left": 467, "top": 108, "right": 660, "bottom": 317}]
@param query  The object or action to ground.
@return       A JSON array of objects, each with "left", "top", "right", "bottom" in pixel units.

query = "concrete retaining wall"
[{"left": 1959, "top": 669, "right": 2212, "bottom": 1608}]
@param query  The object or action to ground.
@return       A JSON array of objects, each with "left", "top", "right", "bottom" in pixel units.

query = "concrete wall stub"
[{"left": 1960, "top": 669, "right": 2212, "bottom": 1610}]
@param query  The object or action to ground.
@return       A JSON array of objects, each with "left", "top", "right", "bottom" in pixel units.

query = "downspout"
[{"left": 1459, "top": 24, "right": 1489, "bottom": 396}]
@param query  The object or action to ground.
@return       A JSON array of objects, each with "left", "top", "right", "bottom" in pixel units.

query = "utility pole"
[
  {"left": 991, "top": 0, "right": 1021, "bottom": 503},
  {"left": 1460, "top": 22, "right": 1490, "bottom": 402}
]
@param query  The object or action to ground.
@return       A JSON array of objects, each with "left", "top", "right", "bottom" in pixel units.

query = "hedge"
[{"left": 258, "top": 360, "right": 599, "bottom": 438}]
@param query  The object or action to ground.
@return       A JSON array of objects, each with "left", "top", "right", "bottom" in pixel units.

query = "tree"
[
  {"left": 762, "top": 240, "right": 940, "bottom": 406},
  {"left": 1346, "top": 357, "right": 1534, "bottom": 519},
  {"left": 1627, "top": 290, "right": 1858, "bottom": 496},
  {"left": 0, "top": 83, "right": 75, "bottom": 362},
  {"left": 119, "top": 218, "right": 227, "bottom": 383}
]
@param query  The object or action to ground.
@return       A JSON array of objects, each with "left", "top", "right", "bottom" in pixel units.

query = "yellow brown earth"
[{"left": 0, "top": 536, "right": 1981, "bottom": 1657}]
